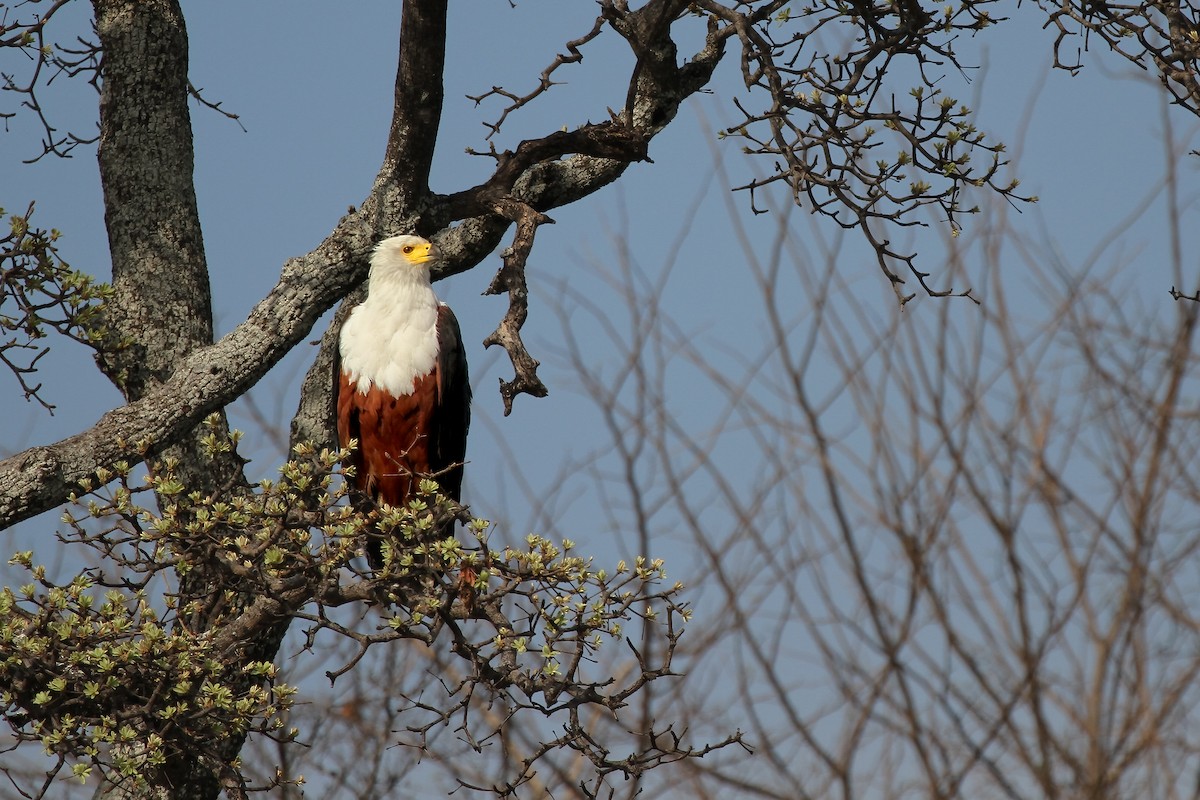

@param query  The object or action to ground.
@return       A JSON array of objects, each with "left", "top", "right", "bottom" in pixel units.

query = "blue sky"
[
  {"left": 3, "top": 0, "right": 1196, "bottom": 626},
  {"left": 6, "top": 2, "right": 1193, "bottom": 539},
  {"left": 3, "top": 2, "right": 1198, "bottom": 793}
]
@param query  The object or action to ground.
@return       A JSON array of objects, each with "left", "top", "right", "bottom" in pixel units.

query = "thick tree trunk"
[
  {"left": 90, "top": 3, "right": 248, "bottom": 798},
  {"left": 93, "top": 0, "right": 210, "bottom": 395},
  {"left": 91, "top": 0, "right": 246, "bottom": 498}
]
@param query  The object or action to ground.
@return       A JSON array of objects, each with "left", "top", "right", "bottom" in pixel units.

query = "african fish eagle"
[{"left": 335, "top": 234, "right": 471, "bottom": 567}]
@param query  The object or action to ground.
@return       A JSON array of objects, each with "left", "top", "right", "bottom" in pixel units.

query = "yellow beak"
[{"left": 411, "top": 241, "right": 439, "bottom": 265}]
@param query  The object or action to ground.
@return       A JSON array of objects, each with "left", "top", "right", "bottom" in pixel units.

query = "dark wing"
[{"left": 432, "top": 303, "right": 471, "bottom": 501}]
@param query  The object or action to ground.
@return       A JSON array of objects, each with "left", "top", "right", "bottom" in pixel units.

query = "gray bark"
[
  {"left": 92, "top": 0, "right": 210, "bottom": 396},
  {"left": 89, "top": 4, "right": 248, "bottom": 796},
  {"left": 2, "top": 2, "right": 727, "bottom": 796}
]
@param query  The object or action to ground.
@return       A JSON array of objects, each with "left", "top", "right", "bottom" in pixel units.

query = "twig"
[
  {"left": 188, "top": 81, "right": 247, "bottom": 132},
  {"left": 467, "top": 15, "right": 606, "bottom": 140}
]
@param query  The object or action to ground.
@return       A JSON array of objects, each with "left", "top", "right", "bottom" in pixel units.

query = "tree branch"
[
  {"left": 482, "top": 201, "right": 554, "bottom": 414},
  {"left": 291, "top": 2, "right": 729, "bottom": 442},
  {"left": 441, "top": 122, "right": 652, "bottom": 218},
  {"left": 467, "top": 14, "right": 607, "bottom": 140},
  {"left": 5, "top": 0, "right": 733, "bottom": 525},
  {"left": 0, "top": 0, "right": 99, "bottom": 162},
  {"left": 0, "top": 216, "right": 378, "bottom": 530},
  {"left": 381, "top": 0, "right": 447, "bottom": 205}
]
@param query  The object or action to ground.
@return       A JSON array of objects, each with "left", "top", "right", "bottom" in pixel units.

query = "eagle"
[{"left": 335, "top": 234, "right": 471, "bottom": 567}]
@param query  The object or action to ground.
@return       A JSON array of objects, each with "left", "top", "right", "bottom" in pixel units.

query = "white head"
[
  {"left": 369, "top": 234, "right": 441, "bottom": 286},
  {"left": 342, "top": 234, "right": 443, "bottom": 395}
]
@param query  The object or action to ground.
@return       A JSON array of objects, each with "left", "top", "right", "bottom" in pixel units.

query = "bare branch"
[
  {"left": 444, "top": 122, "right": 653, "bottom": 219},
  {"left": 694, "top": 0, "right": 1030, "bottom": 298},
  {"left": 1040, "top": 0, "right": 1200, "bottom": 115},
  {"left": 482, "top": 200, "right": 555, "bottom": 415},
  {"left": 187, "top": 81, "right": 245, "bottom": 131},
  {"left": 1169, "top": 285, "right": 1200, "bottom": 302},
  {"left": 467, "top": 14, "right": 607, "bottom": 140},
  {"left": 1, "top": 3, "right": 100, "bottom": 161}
]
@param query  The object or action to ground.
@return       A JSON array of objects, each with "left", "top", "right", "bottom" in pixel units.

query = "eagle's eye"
[{"left": 402, "top": 245, "right": 415, "bottom": 254}]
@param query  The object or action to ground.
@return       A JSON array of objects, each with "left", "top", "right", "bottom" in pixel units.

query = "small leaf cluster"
[
  {"left": 0, "top": 202, "right": 115, "bottom": 411},
  {"left": 481, "top": 541, "right": 682, "bottom": 689},
  {"left": 3, "top": 427, "right": 719, "bottom": 796},
  {"left": 0, "top": 565, "right": 295, "bottom": 791},
  {"left": 390, "top": 533, "right": 707, "bottom": 797}
]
